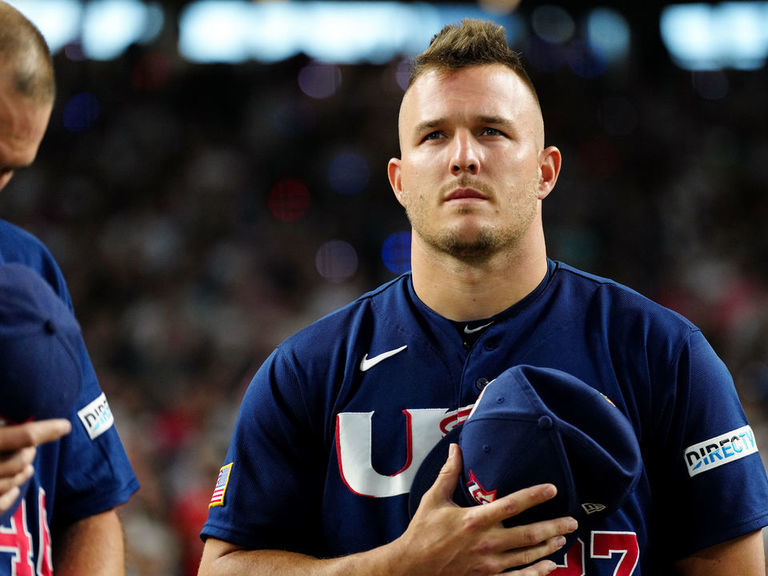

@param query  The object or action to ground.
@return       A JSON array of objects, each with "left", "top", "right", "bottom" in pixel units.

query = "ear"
[
  {"left": 387, "top": 157, "right": 406, "bottom": 207},
  {"left": 537, "top": 146, "right": 562, "bottom": 200}
]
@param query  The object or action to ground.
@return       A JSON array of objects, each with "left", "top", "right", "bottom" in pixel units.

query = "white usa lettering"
[{"left": 336, "top": 408, "right": 451, "bottom": 497}]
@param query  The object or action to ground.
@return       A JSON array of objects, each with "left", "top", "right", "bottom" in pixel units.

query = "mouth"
[{"left": 444, "top": 188, "right": 488, "bottom": 202}]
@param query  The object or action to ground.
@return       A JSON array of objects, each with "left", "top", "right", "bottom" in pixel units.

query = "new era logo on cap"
[{"left": 409, "top": 365, "right": 643, "bottom": 558}]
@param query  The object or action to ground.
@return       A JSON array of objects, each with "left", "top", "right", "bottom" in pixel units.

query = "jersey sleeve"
[
  {"left": 200, "top": 347, "right": 326, "bottom": 554},
  {"left": 38, "top": 253, "right": 139, "bottom": 524},
  {"left": 50, "top": 335, "right": 140, "bottom": 524},
  {"left": 0, "top": 224, "right": 140, "bottom": 524},
  {"left": 650, "top": 328, "right": 768, "bottom": 559}
]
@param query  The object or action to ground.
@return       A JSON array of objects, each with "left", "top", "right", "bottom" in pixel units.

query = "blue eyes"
[
  {"left": 421, "top": 128, "right": 505, "bottom": 143},
  {"left": 481, "top": 127, "right": 503, "bottom": 136}
]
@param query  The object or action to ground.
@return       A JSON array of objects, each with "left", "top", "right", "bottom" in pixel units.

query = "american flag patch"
[{"left": 209, "top": 463, "right": 233, "bottom": 507}]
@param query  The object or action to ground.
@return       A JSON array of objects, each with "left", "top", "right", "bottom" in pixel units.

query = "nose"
[{"left": 450, "top": 130, "right": 480, "bottom": 176}]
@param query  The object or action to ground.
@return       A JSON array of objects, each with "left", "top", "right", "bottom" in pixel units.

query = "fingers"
[
  {"left": 456, "top": 482, "right": 577, "bottom": 573},
  {"left": 0, "top": 446, "right": 35, "bottom": 478},
  {"left": 0, "top": 420, "right": 72, "bottom": 503},
  {"left": 508, "top": 558, "right": 559, "bottom": 576},
  {"left": 426, "top": 443, "right": 463, "bottom": 505},
  {"left": 0, "top": 461, "right": 32, "bottom": 510},
  {"left": 0, "top": 485, "right": 22, "bottom": 514},
  {"left": 503, "top": 515, "right": 578, "bottom": 550},
  {"left": 476, "top": 484, "right": 578, "bottom": 565},
  {"left": 29, "top": 419, "right": 72, "bottom": 444},
  {"left": 411, "top": 446, "right": 579, "bottom": 575},
  {"left": 0, "top": 419, "right": 72, "bottom": 452},
  {"left": 0, "top": 446, "right": 34, "bottom": 515},
  {"left": 498, "top": 517, "right": 578, "bottom": 569},
  {"left": 484, "top": 483, "right": 561, "bottom": 526}
]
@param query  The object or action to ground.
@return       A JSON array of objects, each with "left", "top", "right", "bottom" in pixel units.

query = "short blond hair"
[
  {"left": 0, "top": 1, "right": 55, "bottom": 103},
  {"left": 408, "top": 18, "right": 537, "bottom": 103}
]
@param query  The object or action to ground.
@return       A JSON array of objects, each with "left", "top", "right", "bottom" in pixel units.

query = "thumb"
[{"left": 430, "top": 443, "right": 462, "bottom": 502}]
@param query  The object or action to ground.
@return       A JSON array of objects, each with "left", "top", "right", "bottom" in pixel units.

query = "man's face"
[
  {"left": 0, "top": 74, "right": 52, "bottom": 191},
  {"left": 388, "top": 64, "right": 558, "bottom": 263}
]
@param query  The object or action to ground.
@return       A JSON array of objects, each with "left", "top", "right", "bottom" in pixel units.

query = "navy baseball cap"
[
  {"left": 409, "top": 365, "right": 642, "bottom": 553},
  {"left": 0, "top": 263, "right": 83, "bottom": 424},
  {"left": 0, "top": 264, "right": 82, "bottom": 525}
]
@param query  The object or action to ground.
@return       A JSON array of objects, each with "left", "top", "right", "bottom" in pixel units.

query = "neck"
[{"left": 410, "top": 227, "right": 548, "bottom": 322}]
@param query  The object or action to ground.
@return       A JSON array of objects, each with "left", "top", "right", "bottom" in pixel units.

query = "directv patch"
[
  {"left": 77, "top": 392, "right": 115, "bottom": 441},
  {"left": 684, "top": 425, "right": 758, "bottom": 477}
]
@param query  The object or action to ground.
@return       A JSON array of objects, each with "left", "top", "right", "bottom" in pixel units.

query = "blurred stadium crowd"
[{"left": 2, "top": 9, "right": 768, "bottom": 575}]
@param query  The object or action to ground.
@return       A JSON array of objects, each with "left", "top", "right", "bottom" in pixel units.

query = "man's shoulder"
[
  {"left": 551, "top": 261, "right": 698, "bottom": 332},
  {"left": 0, "top": 218, "right": 59, "bottom": 269},
  {"left": 282, "top": 274, "right": 412, "bottom": 349},
  {"left": 553, "top": 260, "right": 639, "bottom": 293},
  {"left": 0, "top": 218, "right": 50, "bottom": 257},
  {"left": 0, "top": 218, "right": 70, "bottom": 302}
]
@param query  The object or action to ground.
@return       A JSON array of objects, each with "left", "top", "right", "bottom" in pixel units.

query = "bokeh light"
[
  {"left": 63, "top": 41, "right": 87, "bottom": 61},
  {"left": 478, "top": 0, "right": 522, "bottom": 15},
  {"left": 531, "top": 5, "right": 575, "bottom": 44},
  {"left": 298, "top": 62, "right": 343, "bottom": 99},
  {"left": 395, "top": 58, "right": 411, "bottom": 91},
  {"left": 267, "top": 179, "right": 311, "bottom": 222},
  {"left": 587, "top": 8, "right": 630, "bottom": 65},
  {"left": 381, "top": 231, "right": 411, "bottom": 274},
  {"left": 315, "top": 240, "right": 359, "bottom": 282},
  {"left": 62, "top": 91, "right": 100, "bottom": 132},
  {"left": 82, "top": 0, "right": 164, "bottom": 60},
  {"left": 566, "top": 40, "right": 607, "bottom": 79}
]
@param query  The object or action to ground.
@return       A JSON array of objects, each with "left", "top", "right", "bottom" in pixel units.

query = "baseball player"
[
  {"left": 199, "top": 19, "right": 768, "bottom": 575},
  {"left": 0, "top": 263, "right": 87, "bottom": 523},
  {"left": 0, "top": 2, "right": 139, "bottom": 573}
]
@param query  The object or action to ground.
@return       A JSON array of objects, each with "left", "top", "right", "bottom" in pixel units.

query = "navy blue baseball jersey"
[
  {"left": 202, "top": 259, "right": 768, "bottom": 574},
  {"left": 0, "top": 219, "right": 139, "bottom": 575}
]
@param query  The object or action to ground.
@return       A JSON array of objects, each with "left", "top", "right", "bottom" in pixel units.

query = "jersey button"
[
  {"left": 475, "top": 377, "right": 489, "bottom": 391},
  {"left": 538, "top": 415, "right": 554, "bottom": 430},
  {"left": 483, "top": 340, "right": 498, "bottom": 351}
]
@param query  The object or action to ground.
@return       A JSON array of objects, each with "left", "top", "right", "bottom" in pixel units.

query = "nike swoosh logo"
[
  {"left": 463, "top": 321, "right": 493, "bottom": 334},
  {"left": 359, "top": 345, "right": 408, "bottom": 372}
]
